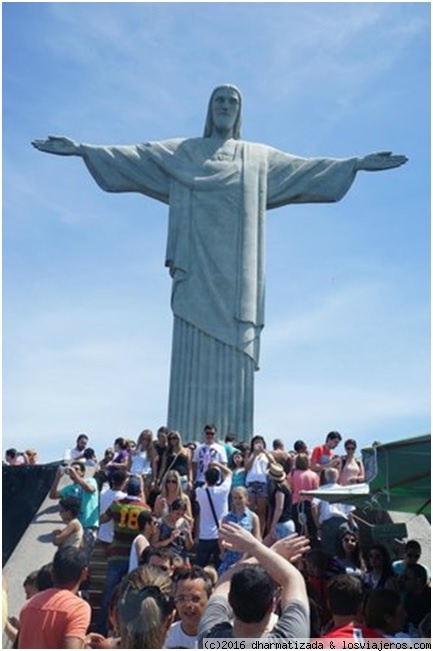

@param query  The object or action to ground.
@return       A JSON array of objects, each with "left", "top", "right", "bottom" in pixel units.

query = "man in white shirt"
[
  {"left": 195, "top": 460, "right": 232, "bottom": 569},
  {"left": 64, "top": 433, "right": 89, "bottom": 462},
  {"left": 192, "top": 424, "right": 227, "bottom": 487},
  {"left": 165, "top": 566, "right": 212, "bottom": 649},
  {"left": 97, "top": 469, "right": 127, "bottom": 554},
  {"left": 313, "top": 467, "right": 355, "bottom": 556}
]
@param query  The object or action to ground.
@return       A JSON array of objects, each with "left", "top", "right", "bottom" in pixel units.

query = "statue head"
[{"left": 203, "top": 84, "right": 242, "bottom": 139}]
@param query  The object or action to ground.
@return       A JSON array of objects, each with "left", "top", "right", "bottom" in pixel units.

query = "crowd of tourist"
[
  {"left": 2, "top": 427, "right": 430, "bottom": 648},
  {"left": 4, "top": 448, "right": 38, "bottom": 466}
]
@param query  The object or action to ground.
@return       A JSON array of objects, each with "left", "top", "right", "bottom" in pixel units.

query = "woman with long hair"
[
  {"left": 106, "top": 437, "right": 130, "bottom": 479},
  {"left": 289, "top": 452, "right": 320, "bottom": 542},
  {"left": 94, "top": 447, "right": 115, "bottom": 491},
  {"left": 264, "top": 463, "right": 295, "bottom": 545},
  {"left": 159, "top": 431, "right": 193, "bottom": 493},
  {"left": 151, "top": 497, "right": 194, "bottom": 560},
  {"left": 244, "top": 435, "right": 273, "bottom": 536},
  {"left": 331, "top": 530, "right": 364, "bottom": 576},
  {"left": 99, "top": 447, "right": 114, "bottom": 471},
  {"left": 337, "top": 438, "right": 365, "bottom": 485},
  {"left": 116, "top": 565, "right": 175, "bottom": 648},
  {"left": 129, "top": 429, "right": 158, "bottom": 499},
  {"left": 230, "top": 450, "right": 246, "bottom": 488},
  {"left": 153, "top": 470, "right": 193, "bottom": 523},
  {"left": 153, "top": 426, "right": 169, "bottom": 485},
  {"left": 363, "top": 544, "right": 399, "bottom": 592}
]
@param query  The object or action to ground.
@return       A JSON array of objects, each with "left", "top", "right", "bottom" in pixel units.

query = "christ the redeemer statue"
[{"left": 32, "top": 84, "right": 407, "bottom": 441}]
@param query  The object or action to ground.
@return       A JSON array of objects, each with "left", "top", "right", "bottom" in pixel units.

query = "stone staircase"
[{"left": 87, "top": 541, "right": 109, "bottom": 630}]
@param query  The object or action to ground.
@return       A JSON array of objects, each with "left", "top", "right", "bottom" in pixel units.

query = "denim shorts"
[
  {"left": 246, "top": 481, "right": 268, "bottom": 498},
  {"left": 275, "top": 520, "right": 296, "bottom": 539}
]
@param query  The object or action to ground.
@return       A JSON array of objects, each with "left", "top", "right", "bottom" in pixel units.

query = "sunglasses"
[
  {"left": 175, "top": 594, "right": 202, "bottom": 604},
  {"left": 345, "top": 446, "right": 356, "bottom": 451}
]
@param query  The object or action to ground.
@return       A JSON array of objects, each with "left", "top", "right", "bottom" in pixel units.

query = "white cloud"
[
  {"left": 264, "top": 280, "right": 383, "bottom": 348},
  {"left": 255, "top": 379, "right": 429, "bottom": 448}
]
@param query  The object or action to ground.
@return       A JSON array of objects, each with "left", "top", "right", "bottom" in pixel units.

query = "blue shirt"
[
  {"left": 218, "top": 508, "right": 254, "bottom": 575},
  {"left": 60, "top": 477, "right": 99, "bottom": 528}
]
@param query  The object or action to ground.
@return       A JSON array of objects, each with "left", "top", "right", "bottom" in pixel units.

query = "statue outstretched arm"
[
  {"left": 31, "top": 136, "right": 173, "bottom": 202},
  {"left": 31, "top": 136, "right": 83, "bottom": 156},
  {"left": 356, "top": 151, "right": 408, "bottom": 171}
]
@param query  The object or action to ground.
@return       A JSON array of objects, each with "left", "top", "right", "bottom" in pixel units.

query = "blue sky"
[{"left": 3, "top": 2, "right": 430, "bottom": 463}]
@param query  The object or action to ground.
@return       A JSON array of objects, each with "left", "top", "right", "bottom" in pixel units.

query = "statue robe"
[{"left": 81, "top": 137, "right": 358, "bottom": 439}]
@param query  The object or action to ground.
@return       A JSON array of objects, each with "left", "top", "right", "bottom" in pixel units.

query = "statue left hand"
[{"left": 357, "top": 151, "right": 408, "bottom": 171}]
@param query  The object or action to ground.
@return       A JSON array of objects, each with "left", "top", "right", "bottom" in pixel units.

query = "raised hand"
[
  {"left": 271, "top": 533, "right": 311, "bottom": 563},
  {"left": 356, "top": 151, "right": 408, "bottom": 171},
  {"left": 219, "top": 521, "right": 258, "bottom": 553},
  {"left": 31, "top": 136, "right": 81, "bottom": 156}
]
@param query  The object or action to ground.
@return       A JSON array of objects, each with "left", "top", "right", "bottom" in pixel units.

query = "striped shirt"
[{"left": 106, "top": 496, "right": 150, "bottom": 562}]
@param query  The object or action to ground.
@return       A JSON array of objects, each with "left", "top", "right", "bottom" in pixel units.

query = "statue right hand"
[
  {"left": 356, "top": 151, "right": 408, "bottom": 171},
  {"left": 31, "top": 135, "right": 81, "bottom": 156}
]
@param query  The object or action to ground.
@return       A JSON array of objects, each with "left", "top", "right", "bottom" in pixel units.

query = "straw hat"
[{"left": 268, "top": 463, "right": 286, "bottom": 483}]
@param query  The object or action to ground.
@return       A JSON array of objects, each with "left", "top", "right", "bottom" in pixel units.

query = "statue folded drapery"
[
  {"left": 32, "top": 84, "right": 407, "bottom": 440},
  {"left": 80, "top": 137, "right": 358, "bottom": 438}
]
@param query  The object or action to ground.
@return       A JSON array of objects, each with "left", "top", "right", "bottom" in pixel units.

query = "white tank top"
[{"left": 246, "top": 453, "right": 269, "bottom": 483}]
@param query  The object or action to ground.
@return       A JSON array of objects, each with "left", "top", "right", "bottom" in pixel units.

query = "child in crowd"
[
  {"left": 52, "top": 496, "right": 83, "bottom": 549},
  {"left": 128, "top": 511, "right": 158, "bottom": 572},
  {"left": 218, "top": 486, "right": 261, "bottom": 575},
  {"left": 23, "top": 570, "right": 39, "bottom": 600}
]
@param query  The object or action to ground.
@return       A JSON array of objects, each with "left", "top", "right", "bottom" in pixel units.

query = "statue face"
[{"left": 211, "top": 87, "right": 240, "bottom": 136}]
